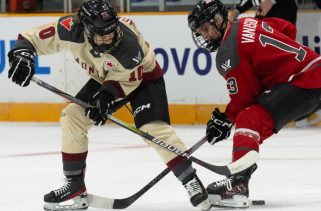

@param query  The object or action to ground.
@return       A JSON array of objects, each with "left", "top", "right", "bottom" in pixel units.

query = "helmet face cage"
[
  {"left": 252, "top": 0, "right": 261, "bottom": 8},
  {"left": 188, "top": 0, "right": 228, "bottom": 52},
  {"left": 79, "top": 0, "right": 123, "bottom": 53}
]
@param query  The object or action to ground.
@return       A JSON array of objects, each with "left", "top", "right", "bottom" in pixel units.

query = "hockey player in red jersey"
[
  {"left": 7, "top": 0, "right": 210, "bottom": 210},
  {"left": 188, "top": 0, "right": 321, "bottom": 208}
]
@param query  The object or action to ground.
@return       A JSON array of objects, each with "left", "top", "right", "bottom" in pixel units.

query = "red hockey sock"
[{"left": 232, "top": 132, "right": 259, "bottom": 162}]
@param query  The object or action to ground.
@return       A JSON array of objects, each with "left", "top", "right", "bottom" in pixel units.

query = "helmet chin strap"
[{"left": 209, "top": 13, "right": 228, "bottom": 51}]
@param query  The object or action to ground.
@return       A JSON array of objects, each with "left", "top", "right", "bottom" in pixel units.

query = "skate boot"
[
  {"left": 207, "top": 164, "right": 257, "bottom": 208},
  {"left": 183, "top": 174, "right": 211, "bottom": 211},
  {"left": 43, "top": 175, "right": 88, "bottom": 211}
]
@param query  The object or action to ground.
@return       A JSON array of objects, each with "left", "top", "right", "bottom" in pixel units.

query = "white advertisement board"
[{"left": 0, "top": 13, "right": 320, "bottom": 104}]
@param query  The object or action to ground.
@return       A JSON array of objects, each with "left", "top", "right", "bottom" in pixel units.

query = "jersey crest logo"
[
  {"left": 104, "top": 60, "right": 116, "bottom": 71},
  {"left": 60, "top": 17, "right": 74, "bottom": 31}
]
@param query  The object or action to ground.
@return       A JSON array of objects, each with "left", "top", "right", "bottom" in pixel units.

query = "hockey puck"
[{"left": 252, "top": 200, "right": 265, "bottom": 205}]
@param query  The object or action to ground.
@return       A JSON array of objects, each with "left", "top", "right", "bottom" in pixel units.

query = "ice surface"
[{"left": 0, "top": 123, "right": 320, "bottom": 211}]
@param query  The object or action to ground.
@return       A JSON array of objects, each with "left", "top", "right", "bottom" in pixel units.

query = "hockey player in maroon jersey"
[
  {"left": 7, "top": 0, "right": 210, "bottom": 210},
  {"left": 188, "top": 0, "right": 321, "bottom": 208}
]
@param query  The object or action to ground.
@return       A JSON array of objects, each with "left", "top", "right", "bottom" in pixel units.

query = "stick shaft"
[{"left": 88, "top": 136, "right": 208, "bottom": 209}]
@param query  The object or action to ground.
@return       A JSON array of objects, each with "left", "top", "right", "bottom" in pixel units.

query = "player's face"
[
  {"left": 196, "top": 21, "right": 221, "bottom": 42},
  {"left": 93, "top": 32, "right": 115, "bottom": 45}
]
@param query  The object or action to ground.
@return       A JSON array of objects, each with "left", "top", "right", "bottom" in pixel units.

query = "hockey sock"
[
  {"left": 62, "top": 151, "right": 88, "bottom": 176},
  {"left": 167, "top": 155, "right": 196, "bottom": 183},
  {"left": 232, "top": 132, "right": 259, "bottom": 162}
]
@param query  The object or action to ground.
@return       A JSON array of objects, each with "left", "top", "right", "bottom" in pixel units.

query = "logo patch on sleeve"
[
  {"left": 60, "top": 17, "right": 74, "bottom": 31},
  {"left": 104, "top": 60, "right": 116, "bottom": 71}
]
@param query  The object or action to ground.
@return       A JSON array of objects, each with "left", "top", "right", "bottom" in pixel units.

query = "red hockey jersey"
[{"left": 216, "top": 17, "right": 321, "bottom": 121}]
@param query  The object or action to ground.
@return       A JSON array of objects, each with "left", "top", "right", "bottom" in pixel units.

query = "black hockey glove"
[
  {"left": 8, "top": 48, "right": 36, "bottom": 87},
  {"left": 85, "top": 89, "right": 115, "bottom": 126},
  {"left": 206, "top": 108, "right": 234, "bottom": 145}
]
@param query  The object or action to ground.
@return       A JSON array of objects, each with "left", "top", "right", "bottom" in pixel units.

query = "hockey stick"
[
  {"left": 31, "top": 77, "right": 191, "bottom": 157},
  {"left": 31, "top": 77, "right": 257, "bottom": 175},
  {"left": 87, "top": 135, "right": 208, "bottom": 209}
]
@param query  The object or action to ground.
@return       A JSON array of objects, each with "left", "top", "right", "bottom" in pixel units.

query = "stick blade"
[
  {"left": 227, "top": 151, "right": 259, "bottom": 174},
  {"left": 87, "top": 193, "right": 115, "bottom": 209}
]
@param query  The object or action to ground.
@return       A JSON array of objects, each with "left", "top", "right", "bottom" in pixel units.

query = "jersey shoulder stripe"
[
  {"left": 216, "top": 20, "right": 241, "bottom": 77},
  {"left": 57, "top": 15, "right": 85, "bottom": 43},
  {"left": 110, "top": 22, "right": 144, "bottom": 69}
]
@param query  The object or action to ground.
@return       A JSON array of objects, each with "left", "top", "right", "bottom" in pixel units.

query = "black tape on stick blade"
[{"left": 252, "top": 200, "right": 265, "bottom": 205}]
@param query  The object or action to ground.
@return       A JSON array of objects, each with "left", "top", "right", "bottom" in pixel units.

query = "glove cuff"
[
  {"left": 8, "top": 48, "right": 36, "bottom": 63},
  {"left": 99, "top": 89, "right": 116, "bottom": 102}
]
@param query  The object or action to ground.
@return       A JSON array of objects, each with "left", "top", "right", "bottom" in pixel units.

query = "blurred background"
[{"left": 0, "top": 0, "right": 320, "bottom": 13}]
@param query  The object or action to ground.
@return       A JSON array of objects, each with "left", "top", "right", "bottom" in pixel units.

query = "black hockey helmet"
[
  {"left": 188, "top": 0, "right": 228, "bottom": 52},
  {"left": 79, "top": 0, "right": 123, "bottom": 53}
]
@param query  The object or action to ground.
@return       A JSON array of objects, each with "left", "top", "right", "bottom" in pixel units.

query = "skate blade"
[
  {"left": 44, "top": 196, "right": 88, "bottom": 211},
  {"left": 208, "top": 194, "right": 249, "bottom": 208}
]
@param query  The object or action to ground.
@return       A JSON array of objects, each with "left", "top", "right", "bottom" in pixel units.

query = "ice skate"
[
  {"left": 43, "top": 176, "right": 88, "bottom": 211},
  {"left": 207, "top": 164, "right": 257, "bottom": 208},
  {"left": 184, "top": 175, "right": 211, "bottom": 211}
]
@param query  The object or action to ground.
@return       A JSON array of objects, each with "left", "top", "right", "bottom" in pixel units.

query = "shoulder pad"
[
  {"left": 110, "top": 23, "right": 144, "bottom": 69},
  {"left": 216, "top": 21, "right": 240, "bottom": 76},
  {"left": 57, "top": 15, "right": 85, "bottom": 43}
]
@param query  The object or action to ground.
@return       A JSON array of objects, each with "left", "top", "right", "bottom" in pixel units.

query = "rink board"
[
  {"left": 0, "top": 102, "right": 225, "bottom": 124},
  {"left": 0, "top": 12, "right": 320, "bottom": 123}
]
